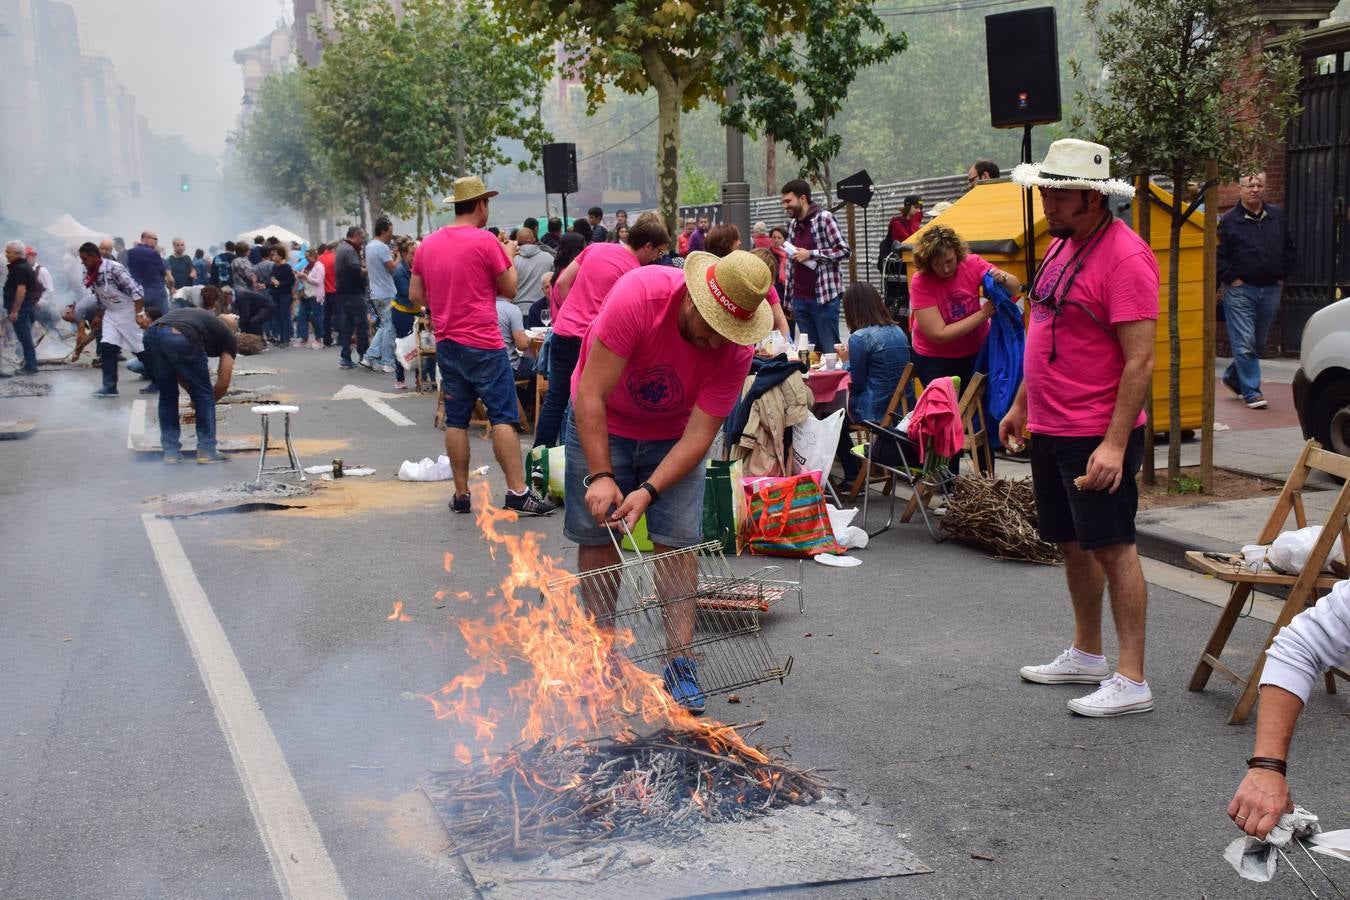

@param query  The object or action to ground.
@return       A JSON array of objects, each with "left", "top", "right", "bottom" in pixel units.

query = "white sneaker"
[
  {"left": 1019, "top": 648, "right": 1111, "bottom": 684},
  {"left": 380, "top": 364, "right": 395, "bottom": 374},
  {"left": 1067, "top": 673, "right": 1154, "bottom": 717}
]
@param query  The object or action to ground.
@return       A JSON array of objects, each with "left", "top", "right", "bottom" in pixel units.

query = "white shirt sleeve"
[{"left": 1260, "top": 578, "right": 1350, "bottom": 701}]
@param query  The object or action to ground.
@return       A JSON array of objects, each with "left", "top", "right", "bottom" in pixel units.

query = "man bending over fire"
[{"left": 564, "top": 250, "right": 774, "bottom": 714}]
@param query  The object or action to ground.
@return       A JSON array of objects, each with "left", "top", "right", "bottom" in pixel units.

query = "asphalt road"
[{"left": 1, "top": 347, "right": 1345, "bottom": 899}]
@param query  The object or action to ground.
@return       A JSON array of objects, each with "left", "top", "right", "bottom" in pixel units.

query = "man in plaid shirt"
[{"left": 782, "top": 179, "right": 851, "bottom": 348}]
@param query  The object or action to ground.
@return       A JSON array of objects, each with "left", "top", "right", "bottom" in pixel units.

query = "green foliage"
[
  {"left": 496, "top": 0, "right": 902, "bottom": 230},
  {"left": 1170, "top": 473, "right": 1204, "bottom": 494},
  {"left": 679, "top": 159, "right": 722, "bottom": 204},
  {"left": 719, "top": 0, "right": 905, "bottom": 187},
  {"left": 236, "top": 70, "right": 343, "bottom": 238},
  {"left": 1073, "top": 0, "right": 1301, "bottom": 186},
  {"left": 304, "top": 0, "right": 550, "bottom": 218}
]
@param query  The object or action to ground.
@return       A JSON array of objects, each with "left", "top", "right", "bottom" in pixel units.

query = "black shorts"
[{"left": 1030, "top": 427, "right": 1144, "bottom": 550}]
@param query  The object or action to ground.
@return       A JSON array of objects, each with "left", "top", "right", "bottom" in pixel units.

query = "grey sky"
[{"left": 69, "top": 0, "right": 289, "bottom": 157}]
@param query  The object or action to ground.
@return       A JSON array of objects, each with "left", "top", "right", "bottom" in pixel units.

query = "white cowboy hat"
[{"left": 1011, "top": 138, "right": 1136, "bottom": 199}]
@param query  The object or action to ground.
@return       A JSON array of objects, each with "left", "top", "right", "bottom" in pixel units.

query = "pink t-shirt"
[
  {"left": 571, "top": 266, "right": 753, "bottom": 441},
  {"left": 908, "top": 253, "right": 994, "bottom": 359},
  {"left": 413, "top": 225, "right": 511, "bottom": 350},
  {"left": 1024, "top": 219, "right": 1160, "bottom": 437},
  {"left": 553, "top": 243, "right": 640, "bottom": 339}
]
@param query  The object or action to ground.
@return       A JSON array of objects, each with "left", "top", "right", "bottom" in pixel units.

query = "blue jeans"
[
  {"left": 1222, "top": 283, "right": 1281, "bottom": 401},
  {"left": 436, "top": 339, "right": 520, "bottom": 428},
  {"left": 11, "top": 304, "right": 37, "bottom": 371},
  {"left": 561, "top": 409, "right": 706, "bottom": 548},
  {"left": 534, "top": 334, "right": 582, "bottom": 448},
  {"left": 295, "top": 296, "right": 323, "bottom": 342},
  {"left": 270, "top": 290, "right": 293, "bottom": 343},
  {"left": 364, "top": 296, "right": 394, "bottom": 367},
  {"left": 144, "top": 325, "right": 216, "bottom": 455},
  {"left": 792, "top": 293, "right": 842, "bottom": 349}
]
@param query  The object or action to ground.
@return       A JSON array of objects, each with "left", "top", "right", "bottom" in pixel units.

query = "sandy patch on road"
[
  {"left": 214, "top": 536, "right": 290, "bottom": 551},
  {"left": 276, "top": 477, "right": 446, "bottom": 519},
  {"left": 351, "top": 789, "right": 455, "bottom": 857}
]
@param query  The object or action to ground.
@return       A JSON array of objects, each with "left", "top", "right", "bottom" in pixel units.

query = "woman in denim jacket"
[{"left": 835, "top": 283, "right": 910, "bottom": 485}]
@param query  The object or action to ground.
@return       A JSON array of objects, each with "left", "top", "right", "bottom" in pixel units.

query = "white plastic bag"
[
  {"left": 825, "top": 503, "right": 869, "bottom": 550},
  {"left": 397, "top": 454, "right": 452, "bottom": 482},
  {"left": 395, "top": 332, "right": 419, "bottom": 368},
  {"left": 791, "top": 409, "right": 845, "bottom": 478},
  {"left": 1267, "top": 525, "right": 1346, "bottom": 574}
]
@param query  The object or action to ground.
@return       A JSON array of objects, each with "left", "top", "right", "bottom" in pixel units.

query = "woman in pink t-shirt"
[{"left": 907, "top": 224, "right": 1020, "bottom": 393}]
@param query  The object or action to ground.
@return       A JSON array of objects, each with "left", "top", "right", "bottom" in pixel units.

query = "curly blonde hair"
[{"left": 911, "top": 224, "right": 968, "bottom": 275}]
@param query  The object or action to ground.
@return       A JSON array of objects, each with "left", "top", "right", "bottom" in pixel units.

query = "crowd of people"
[{"left": 9, "top": 139, "right": 1340, "bottom": 765}]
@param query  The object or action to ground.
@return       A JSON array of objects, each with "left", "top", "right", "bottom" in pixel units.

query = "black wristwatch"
[
  {"left": 582, "top": 471, "right": 615, "bottom": 488},
  {"left": 639, "top": 481, "right": 660, "bottom": 503}
]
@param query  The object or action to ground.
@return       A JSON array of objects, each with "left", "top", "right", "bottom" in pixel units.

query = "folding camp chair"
[
  {"left": 845, "top": 361, "right": 915, "bottom": 503},
  {"left": 1186, "top": 440, "right": 1350, "bottom": 724},
  {"left": 857, "top": 374, "right": 980, "bottom": 542}
]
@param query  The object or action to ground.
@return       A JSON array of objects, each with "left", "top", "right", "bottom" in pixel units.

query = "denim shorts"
[
  {"left": 562, "top": 409, "right": 706, "bottom": 548},
  {"left": 436, "top": 339, "right": 520, "bottom": 428}
]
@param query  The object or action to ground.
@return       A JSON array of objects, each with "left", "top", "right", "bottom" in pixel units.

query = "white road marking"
[
  {"left": 332, "top": 383, "right": 414, "bottom": 427},
  {"left": 141, "top": 514, "right": 348, "bottom": 900},
  {"left": 127, "top": 398, "right": 146, "bottom": 450}
]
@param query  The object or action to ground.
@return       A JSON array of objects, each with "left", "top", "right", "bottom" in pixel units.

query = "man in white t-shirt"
[{"left": 362, "top": 216, "right": 398, "bottom": 372}]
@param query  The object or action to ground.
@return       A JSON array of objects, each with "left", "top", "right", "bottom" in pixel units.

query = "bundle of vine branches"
[
  {"left": 427, "top": 726, "right": 823, "bottom": 862},
  {"left": 940, "top": 475, "right": 1061, "bottom": 565}
]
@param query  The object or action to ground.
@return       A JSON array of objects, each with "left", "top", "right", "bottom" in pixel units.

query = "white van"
[{"left": 1293, "top": 297, "right": 1350, "bottom": 457}]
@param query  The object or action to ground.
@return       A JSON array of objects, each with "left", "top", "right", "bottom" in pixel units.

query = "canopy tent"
[
  {"left": 44, "top": 213, "right": 109, "bottom": 243},
  {"left": 236, "top": 224, "right": 306, "bottom": 247}
]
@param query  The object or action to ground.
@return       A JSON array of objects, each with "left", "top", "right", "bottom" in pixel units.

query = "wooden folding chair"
[
  {"left": 413, "top": 314, "right": 439, "bottom": 394},
  {"left": 896, "top": 371, "right": 986, "bottom": 526},
  {"left": 845, "top": 361, "right": 915, "bottom": 503},
  {"left": 960, "top": 376, "right": 994, "bottom": 475},
  {"left": 1187, "top": 440, "right": 1350, "bottom": 724}
]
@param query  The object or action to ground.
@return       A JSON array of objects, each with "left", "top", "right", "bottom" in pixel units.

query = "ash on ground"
[
  {"left": 152, "top": 480, "right": 314, "bottom": 517},
  {"left": 427, "top": 727, "right": 823, "bottom": 863},
  {"left": 0, "top": 380, "right": 51, "bottom": 398}
]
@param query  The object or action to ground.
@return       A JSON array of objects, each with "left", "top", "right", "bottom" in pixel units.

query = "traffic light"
[{"left": 180, "top": 173, "right": 190, "bottom": 193}]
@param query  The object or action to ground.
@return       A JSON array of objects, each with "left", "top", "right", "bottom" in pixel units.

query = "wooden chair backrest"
[
  {"left": 1251, "top": 441, "right": 1350, "bottom": 566},
  {"left": 878, "top": 361, "right": 915, "bottom": 429}
]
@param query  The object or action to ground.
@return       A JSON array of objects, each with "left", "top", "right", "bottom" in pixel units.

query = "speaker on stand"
[
  {"left": 985, "top": 6, "right": 1061, "bottom": 284},
  {"left": 542, "top": 142, "right": 578, "bottom": 227}
]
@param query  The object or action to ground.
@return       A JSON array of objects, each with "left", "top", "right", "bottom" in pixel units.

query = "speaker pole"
[
  {"left": 560, "top": 193, "right": 568, "bottom": 233},
  {"left": 1022, "top": 123, "right": 1036, "bottom": 285}
]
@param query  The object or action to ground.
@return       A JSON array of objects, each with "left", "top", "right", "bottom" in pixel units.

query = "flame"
[
  {"left": 428, "top": 482, "right": 766, "bottom": 762},
  {"left": 386, "top": 600, "right": 412, "bottom": 622},
  {"left": 453, "top": 743, "right": 472, "bottom": 765},
  {"left": 434, "top": 590, "right": 446, "bottom": 602},
  {"left": 443, "top": 552, "right": 454, "bottom": 573}
]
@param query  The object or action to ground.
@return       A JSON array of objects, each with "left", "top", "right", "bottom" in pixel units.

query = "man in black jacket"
[
  {"left": 333, "top": 226, "right": 369, "bottom": 369},
  {"left": 1216, "top": 172, "right": 1296, "bottom": 410}
]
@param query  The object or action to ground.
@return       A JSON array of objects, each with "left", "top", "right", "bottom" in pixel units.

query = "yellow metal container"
[{"left": 900, "top": 180, "right": 1203, "bottom": 432}]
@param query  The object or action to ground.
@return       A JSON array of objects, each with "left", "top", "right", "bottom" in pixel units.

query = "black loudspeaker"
[
  {"left": 542, "top": 142, "right": 578, "bottom": 194},
  {"left": 985, "top": 7, "right": 1061, "bottom": 129}
]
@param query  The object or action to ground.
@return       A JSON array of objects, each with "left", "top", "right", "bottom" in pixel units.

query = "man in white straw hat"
[
  {"left": 564, "top": 249, "right": 774, "bottom": 714},
  {"left": 412, "top": 175, "right": 556, "bottom": 517},
  {"left": 1000, "top": 138, "right": 1162, "bottom": 718}
]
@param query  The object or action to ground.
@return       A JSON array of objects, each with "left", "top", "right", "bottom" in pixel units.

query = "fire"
[
  {"left": 386, "top": 600, "right": 412, "bottom": 622},
  {"left": 443, "top": 552, "right": 454, "bottom": 573},
  {"left": 425, "top": 482, "right": 767, "bottom": 762}
]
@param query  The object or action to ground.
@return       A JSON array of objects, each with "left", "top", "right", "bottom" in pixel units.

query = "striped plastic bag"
[{"left": 742, "top": 471, "right": 838, "bottom": 557}]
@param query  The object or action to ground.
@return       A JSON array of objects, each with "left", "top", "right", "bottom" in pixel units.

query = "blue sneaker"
[{"left": 662, "top": 657, "right": 706, "bottom": 715}]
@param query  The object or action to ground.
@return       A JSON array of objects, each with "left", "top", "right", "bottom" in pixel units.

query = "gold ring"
[{"left": 1235, "top": 816, "right": 1247, "bottom": 822}]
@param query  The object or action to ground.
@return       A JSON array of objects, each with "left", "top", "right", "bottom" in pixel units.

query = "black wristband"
[
  {"left": 639, "top": 481, "right": 660, "bottom": 503},
  {"left": 1247, "top": 756, "right": 1287, "bottom": 776},
  {"left": 582, "top": 471, "right": 615, "bottom": 488}
]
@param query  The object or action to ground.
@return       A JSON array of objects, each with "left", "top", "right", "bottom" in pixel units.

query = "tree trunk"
[
  {"left": 646, "top": 51, "right": 685, "bottom": 237},
  {"left": 303, "top": 205, "right": 322, "bottom": 248},
  {"left": 366, "top": 175, "right": 385, "bottom": 224},
  {"left": 766, "top": 134, "right": 778, "bottom": 196},
  {"left": 1167, "top": 171, "right": 1184, "bottom": 488}
]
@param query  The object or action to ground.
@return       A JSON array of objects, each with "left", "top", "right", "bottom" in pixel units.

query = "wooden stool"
[{"left": 252, "top": 404, "right": 305, "bottom": 482}]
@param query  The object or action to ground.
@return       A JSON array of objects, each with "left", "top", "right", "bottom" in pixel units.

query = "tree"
[
  {"left": 497, "top": 0, "right": 902, "bottom": 232},
  {"left": 304, "top": 0, "right": 550, "bottom": 220},
  {"left": 719, "top": 0, "right": 905, "bottom": 193},
  {"left": 236, "top": 71, "right": 343, "bottom": 243},
  {"left": 1074, "top": 0, "right": 1300, "bottom": 487}
]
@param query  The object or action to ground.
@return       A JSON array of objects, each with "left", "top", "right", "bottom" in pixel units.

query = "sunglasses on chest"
[{"left": 1028, "top": 212, "right": 1115, "bottom": 362}]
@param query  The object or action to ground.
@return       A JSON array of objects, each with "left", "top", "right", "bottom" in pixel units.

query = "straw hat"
[
  {"left": 682, "top": 250, "right": 773, "bottom": 345},
  {"left": 1011, "top": 138, "right": 1136, "bottom": 199},
  {"left": 443, "top": 176, "right": 499, "bottom": 206}
]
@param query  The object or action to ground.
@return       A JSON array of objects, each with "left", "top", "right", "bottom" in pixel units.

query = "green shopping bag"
[
  {"left": 526, "top": 444, "right": 566, "bottom": 502},
  {"left": 702, "top": 459, "right": 745, "bottom": 554}
]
